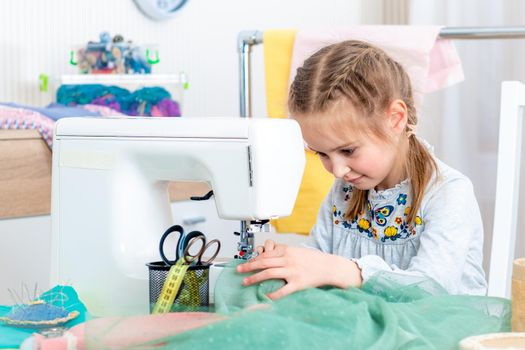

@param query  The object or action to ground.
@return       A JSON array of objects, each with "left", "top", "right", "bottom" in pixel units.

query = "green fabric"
[
  {"left": 0, "top": 285, "right": 89, "bottom": 348},
  {"left": 156, "top": 261, "right": 510, "bottom": 349},
  {"left": 83, "top": 260, "right": 510, "bottom": 349},
  {"left": 214, "top": 261, "right": 285, "bottom": 314}
]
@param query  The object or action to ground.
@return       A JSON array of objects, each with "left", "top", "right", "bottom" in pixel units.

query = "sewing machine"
[{"left": 50, "top": 116, "right": 305, "bottom": 316}]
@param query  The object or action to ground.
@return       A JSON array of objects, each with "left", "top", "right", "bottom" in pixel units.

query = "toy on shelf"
[{"left": 71, "top": 32, "right": 159, "bottom": 75}]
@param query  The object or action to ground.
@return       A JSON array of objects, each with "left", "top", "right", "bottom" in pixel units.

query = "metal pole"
[
  {"left": 237, "top": 31, "right": 263, "bottom": 118},
  {"left": 236, "top": 31, "right": 263, "bottom": 259},
  {"left": 440, "top": 26, "right": 525, "bottom": 39}
]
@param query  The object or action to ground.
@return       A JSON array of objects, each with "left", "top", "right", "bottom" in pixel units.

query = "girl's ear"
[{"left": 387, "top": 99, "right": 408, "bottom": 134}]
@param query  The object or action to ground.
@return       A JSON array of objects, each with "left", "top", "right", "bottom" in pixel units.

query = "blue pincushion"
[
  {"left": 0, "top": 300, "right": 79, "bottom": 328},
  {"left": 0, "top": 286, "right": 85, "bottom": 329}
]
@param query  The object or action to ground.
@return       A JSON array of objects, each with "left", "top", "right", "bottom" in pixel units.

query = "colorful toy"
[{"left": 72, "top": 32, "right": 159, "bottom": 74}]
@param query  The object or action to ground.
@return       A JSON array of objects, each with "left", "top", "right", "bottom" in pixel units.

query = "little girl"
[{"left": 238, "top": 40, "right": 487, "bottom": 300}]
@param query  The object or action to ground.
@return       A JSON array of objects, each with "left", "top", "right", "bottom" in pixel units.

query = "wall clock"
[{"left": 134, "top": 0, "right": 189, "bottom": 21}]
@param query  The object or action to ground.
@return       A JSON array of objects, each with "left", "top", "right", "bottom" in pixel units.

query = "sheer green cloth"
[
  {"left": 82, "top": 260, "right": 510, "bottom": 349},
  {"left": 151, "top": 260, "right": 511, "bottom": 349}
]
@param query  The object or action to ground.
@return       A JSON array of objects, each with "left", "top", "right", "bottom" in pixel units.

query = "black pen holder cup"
[{"left": 146, "top": 261, "right": 210, "bottom": 313}]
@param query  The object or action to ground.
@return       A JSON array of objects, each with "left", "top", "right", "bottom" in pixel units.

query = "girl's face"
[{"left": 297, "top": 103, "right": 408, "bottom": 191}]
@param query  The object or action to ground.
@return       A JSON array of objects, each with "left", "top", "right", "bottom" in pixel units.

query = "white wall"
[
  {"left": 0, "top": 0, "right": 371, "bottom": 117},
  {"left": 0, "top": 0, "right": 372, "bottom": 304}
]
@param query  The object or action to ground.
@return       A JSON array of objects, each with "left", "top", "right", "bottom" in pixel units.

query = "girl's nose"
[{"left": 332, "top": 161, "right": 351, "bottom": 179}]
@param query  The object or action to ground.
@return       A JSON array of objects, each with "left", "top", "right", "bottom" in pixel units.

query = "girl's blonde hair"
[{"left": 288, "top": 40, "right": 437, "bottom": 224}]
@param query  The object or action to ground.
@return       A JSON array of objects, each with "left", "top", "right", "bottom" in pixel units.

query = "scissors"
[{"left": 159, "top": 225, "right": 221, "bottom": 266}]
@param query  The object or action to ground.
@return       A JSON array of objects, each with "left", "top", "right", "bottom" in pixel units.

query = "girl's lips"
[{"left": 346, "top": 175, "right": 363, "bottom": 183}]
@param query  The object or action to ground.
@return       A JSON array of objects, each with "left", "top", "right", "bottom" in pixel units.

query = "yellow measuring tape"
[{"left": 152, "top": 258, "right": 190, "bottom": 314}]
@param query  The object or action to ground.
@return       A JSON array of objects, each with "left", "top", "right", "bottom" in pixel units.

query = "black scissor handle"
[
  {"left": 159, "top": 225, "right": 185, "bottom": 266},
  {"left": 183, "top": 236, "right": 221, "bottom": 265}
]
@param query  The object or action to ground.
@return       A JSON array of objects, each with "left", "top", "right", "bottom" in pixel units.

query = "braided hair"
[{"left": 288, "top": 40, "right": 437, "bottom": 224}]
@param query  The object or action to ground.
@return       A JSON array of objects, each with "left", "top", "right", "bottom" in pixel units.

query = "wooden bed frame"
[{"left": 0, "top": 129, "right": 211, "bottom": 219}]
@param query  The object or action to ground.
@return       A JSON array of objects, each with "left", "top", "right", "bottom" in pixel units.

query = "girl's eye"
[
  {"left": 341, "top": 149, "right": 355, "bottom": 156},
  {"left": 315, "top": 151, "right": 328, "bottom": 158}
]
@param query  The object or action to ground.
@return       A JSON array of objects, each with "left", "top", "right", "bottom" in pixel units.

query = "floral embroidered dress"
[{"left": 305, "top": 157, "right": 487, "bottom": 295}]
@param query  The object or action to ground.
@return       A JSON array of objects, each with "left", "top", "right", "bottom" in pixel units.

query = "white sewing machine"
[{"left": 50, "top": 116, "right": 305, "bottom": 316}]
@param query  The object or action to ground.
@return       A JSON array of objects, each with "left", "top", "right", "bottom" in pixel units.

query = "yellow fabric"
[{"left": 264, "top": 30, "right": 334, "bottom": 235}]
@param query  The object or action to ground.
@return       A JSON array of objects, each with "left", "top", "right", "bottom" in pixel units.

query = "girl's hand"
[
  {"left": 254, "top": 239, "right": 280, "bottom": 256},
  {"left": 237, "top": 240, "right": 362, "bottom": 300}
]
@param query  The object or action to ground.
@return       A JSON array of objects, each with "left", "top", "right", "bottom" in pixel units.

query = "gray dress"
[{"left": 304, "top": 156, "right": 487, "bottom": 295}]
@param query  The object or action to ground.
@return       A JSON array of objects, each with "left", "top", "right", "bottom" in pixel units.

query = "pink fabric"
[
  {"left": 33, "top": 312, "right": 225, "bottom": 349},
  {"left": 289, "top": 26, "right": 464, "bottom": 106},
  {"left": 0, "top": 105, "right": 55, "bottom": 147},
  {"left": 0, "top": 104, "right": 126, "bottom": 149}
]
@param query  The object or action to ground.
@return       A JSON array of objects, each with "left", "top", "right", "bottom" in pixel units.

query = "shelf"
[{"left": 60, "top": 73, "right": 187, "bottom": 86}]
